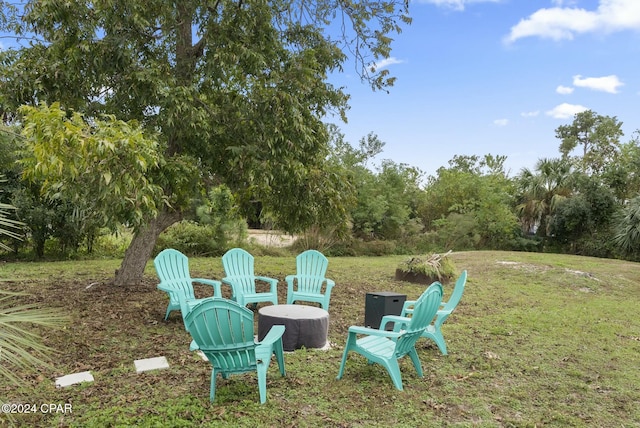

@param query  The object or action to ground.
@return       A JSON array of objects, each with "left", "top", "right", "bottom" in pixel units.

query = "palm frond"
[
  {"left": 0, "top": 290, "right": 67, "bottom": 385},
  {"left": 0, "top": 180, "right": 25, "bottom": 251}
]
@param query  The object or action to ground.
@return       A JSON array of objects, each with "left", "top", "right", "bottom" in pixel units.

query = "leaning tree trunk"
[{"left": 113, "top": 209, "right": 182, "bottom": 286}]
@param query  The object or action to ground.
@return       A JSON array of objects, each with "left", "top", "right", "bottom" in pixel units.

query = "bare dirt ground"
[{"left": 246, "top": 229, "right": 296, "bottom": 247}]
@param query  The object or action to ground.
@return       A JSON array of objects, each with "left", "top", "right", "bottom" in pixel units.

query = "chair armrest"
[
  {"left": 285, "top": 275, "right": 296, "bottom": 297},
  {"left": 220, "top": 277, "right": 238, "bottom": 299},
  {"left": 436, "top": 308, "right": 452, "bottom": 317},
  {"left": 324, "top": 278, "right": 335, "bottom": 293},
  {"left": 256, "top": 275, "right": 278, "bottom": 286},
  {"left": 379, "top": 314, "right": 410, "bottom": 332},
  {"left": 255, "top": 325, "right": 285, "bottom": 362},
  {"left": 256, "top": 276, "right": 279, "bottom": 293},
  {"left": 192, "top": 278, "right": 222, "bottom": 296},
  {"left": 348, "top": 325, "right": 401, "bottom": 339},
  {"left": 258, "top": 324, "right": 286, "bottom": 346},
  {"left": 402, "top": 298, "right": 446, "bottom": 316},
  {"left": 285, "top": 276, "right": 334, "bottom": 290},
  {"left": 401, "top": 300, "right": 416, "bottom": 316}
]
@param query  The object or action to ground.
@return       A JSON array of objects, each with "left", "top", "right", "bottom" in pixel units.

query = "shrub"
[
  {"left": 360, "top": 239, "right": 398, "bottom": 256},
  {"left": 156, "top": 221, "right": 243, "bottom": 257},
  {"left": 90, "top": 228, "right": 132, "bottom": 258},
  {"left": 322, "top": 239, "right": 359, "bottom": 257},
  {"left": 396, "top": 251, "right": 457, "bottom": 282}
]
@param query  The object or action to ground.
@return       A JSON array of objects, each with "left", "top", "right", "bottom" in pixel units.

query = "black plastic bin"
[{"left": 364, "top": 292, "right": 407, "bottom": 330}]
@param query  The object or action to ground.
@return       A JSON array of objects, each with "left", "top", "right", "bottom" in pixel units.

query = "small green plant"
[{"left": 396, "top": 251, "right": 456, "bottom": 282}]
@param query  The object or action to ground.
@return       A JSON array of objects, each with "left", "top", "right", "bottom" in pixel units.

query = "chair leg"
[
  {"left": 257, "top": 362, "right": 268, "bottom": 404},
  {"left": 408, "top": 348, "right": 424, "bottom": 377},
  {"left": 381, "top": 359, "right": 404, "bottom": 391},
  {"left": 181, "top": 315, "right": 190, "bottom": 332},
  {"left": 423, "top": 328, "right": 448, "bottom": 355},
  {"left": 164, "top": 306, "right": 172, "bottom": 321},
  {"left": 337, "top": 350, "right": 348, "bottom": 379},
  {"left": 336, "top": 337, "right": 353, "bottom": 380},
  {"left": 434, "top": 327, "right": 448, "bottom": 355},
  {"left": 435, "top": 335, "right": 448, "bottom": 355},
  {"left": 209, "top": 369, "right": 217, "bottom": 402},
  {"left": 274, "top": 338, "right": 286, "bottom": 376}
]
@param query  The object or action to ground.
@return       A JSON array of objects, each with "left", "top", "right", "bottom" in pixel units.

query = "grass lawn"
[{"left": 1, "top": 250, "right": 639, "bottom": 427}]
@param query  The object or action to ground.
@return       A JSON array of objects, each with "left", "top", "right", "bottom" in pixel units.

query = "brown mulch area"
[
  {"left": 3, "top": 277, "right": 212, "bottom": 382},
  {"left": 0, "top": 272, "right": 362, "bottom": 427},
  {"left": 2, "top": 275, "right": 350, "bottom": 382}
]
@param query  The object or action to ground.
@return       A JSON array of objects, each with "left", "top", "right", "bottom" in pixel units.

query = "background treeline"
[{"left": 2, "top": 110, "right": 640, "bottom": 261}]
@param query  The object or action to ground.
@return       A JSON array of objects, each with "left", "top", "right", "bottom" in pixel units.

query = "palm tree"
[
  {"left": 516, "top": 158, "right": 574, "bottom": 237},
  {"left": 613, "top": 196, "right": 640, "bottom": 255}
]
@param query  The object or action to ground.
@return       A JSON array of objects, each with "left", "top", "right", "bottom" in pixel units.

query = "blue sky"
[
  {"left": 2, "top": 1, "right": 638, "bottom": 179},
  {"left": 328, "top": 0, "right": 640, "bottom": 177}
]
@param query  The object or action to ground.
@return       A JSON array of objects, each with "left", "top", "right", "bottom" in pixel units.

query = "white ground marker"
[
  {"left": 55, "top": 371, "right": 94, "bottom": 388},
  {"left": 134, "top": 356, "right": 170, "bottom": 373}
]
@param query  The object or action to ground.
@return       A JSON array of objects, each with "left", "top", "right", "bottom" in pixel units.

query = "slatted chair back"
[
  {"left": 286, "top": 250, "right": 335, "bottom": 310},
  {"left": 185, "top": 298, "right": 286, "bottom": 403},
  {"left": 442, "top": 270, "right": 467, "bottom": 314},
  {"left": 222, "top": 248, "right": 257, "bottom": 295},
  {"left": 394, "top": 283, "right": 443, "bottom": 358},
  {"left": 295, "top": 250, "right": 328, "bottom": 293},
  {"left": 154, "top": 248, "right": 197, "bottom": 303},
  {"left": 186, "top": 298, "right": 257, "bottom": 374}
]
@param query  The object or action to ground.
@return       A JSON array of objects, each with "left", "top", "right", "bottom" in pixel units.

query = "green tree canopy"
[
  {"left": 0, "top": 0, "right": 410, "bottom": 284},
  {"left": 420, "top": 154, "right": 518, "bottom": 250},
  {"left": 556, "top": 110, "right": 624, "bottom": 175},
  {"left": 602, "top": 132, "right": 640, "bottom": 202}
]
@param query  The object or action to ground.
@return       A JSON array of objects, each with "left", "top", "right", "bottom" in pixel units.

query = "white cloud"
[
  {"left": 556, "top": 85, "right": 574, "bottom": 94},
  {"left": 572, "top": 74, "right": 623, "bottom": 93},
  {"left": 493, "top": 118, "right": 509, "bottom": 126},
  {"left": 505, "top": 0, "right": 640, "bottom": 43},
  {"left": 370, "top": 57, "right": 404, "bottom": 71},
  {"left": 417, "top": 0, "right": 500, "bottom": 11},
  {"left": 545, "top": 103, "right": 588, "bottom": 119},
  {"left": 521, "top": 111, "right": 540, "bottom": 117}
]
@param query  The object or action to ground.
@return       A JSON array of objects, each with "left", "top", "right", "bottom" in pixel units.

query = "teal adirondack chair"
[
  {"left": 154, "top": 249, "right": 222, "bottom": 329},
  {"left": 393, "top": 270, "right": 467, "bottom": 355},
  {"left": 221, "top": 248, "right": 279, "bottom": 307},
  {"left": 337, "top": 282, "right": 443, "bottom": 390},
  {"left": 286, "top": 250, "right": 335, "bottom": 310},
  {"left": 184, "top": 298, "right": 286, "bottom": 404}
]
